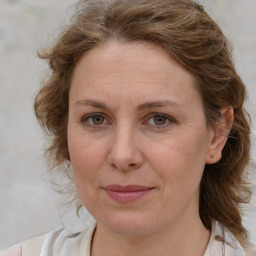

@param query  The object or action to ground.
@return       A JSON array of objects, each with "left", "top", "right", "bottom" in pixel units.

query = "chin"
[{"left": 96, "top": 210, "right": 167, "bottom": 237}]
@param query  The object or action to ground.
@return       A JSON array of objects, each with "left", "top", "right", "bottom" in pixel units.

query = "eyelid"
[
  {"left": 80, "top": 112, "right": 175, "bottom": 129},
  {"left": 143, "top": 112, "right": 175, "bottom": 128},
  {"left": 81, "top": 112, "right": 112, "bottom": 127}
]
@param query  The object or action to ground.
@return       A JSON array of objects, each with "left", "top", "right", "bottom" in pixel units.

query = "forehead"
[
  {"left": 70, "top": 40, "right": 201, "bottom": 108},
  {"left": 75, "top": 40, "right": 193, "bottom": 77}
]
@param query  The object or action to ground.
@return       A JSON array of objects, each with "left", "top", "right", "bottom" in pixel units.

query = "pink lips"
[{"left": 103, "top": 185, "right": 154, "bottom": 203}]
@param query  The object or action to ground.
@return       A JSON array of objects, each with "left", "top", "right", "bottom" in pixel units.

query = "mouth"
[{"left": 102, "top": 185, "right": 155, "bottom": 203}]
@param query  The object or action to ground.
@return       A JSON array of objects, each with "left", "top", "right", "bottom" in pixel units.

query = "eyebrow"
[
  {"left": 137, "top": 101, "right": 184, "bottom": 111},
  {"left": 75, "top": 99, "right": 184, "bottom": 110},
  {"left": 75, "top": 99, "right": 109, "bottom": 110}
]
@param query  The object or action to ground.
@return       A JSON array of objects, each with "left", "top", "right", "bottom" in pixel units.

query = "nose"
[{"left": 107, "top": 125, "right": 144, "bottom": 171}]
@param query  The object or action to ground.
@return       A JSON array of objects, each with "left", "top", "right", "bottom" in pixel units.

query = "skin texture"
[
  {"left": 68, "top": 41, "right": 231, "bottom": 256},
  {"left": 0, "top": 244, "right": 21, "bottom": 256}
]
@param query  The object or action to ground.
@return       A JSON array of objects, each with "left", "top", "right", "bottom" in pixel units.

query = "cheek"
[
  {"left": 146, "top": 131, "right": 208, "bottom": 192},
  {"left": 68, "top": 130, "right": 108, "bottom": 187},
  {"left": 68, "top": 140, "right": 106, "bottom": 207}
]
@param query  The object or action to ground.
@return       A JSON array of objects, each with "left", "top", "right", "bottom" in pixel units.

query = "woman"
[{"left": 3, "top": 0, "right": 255, "bottom": 255}]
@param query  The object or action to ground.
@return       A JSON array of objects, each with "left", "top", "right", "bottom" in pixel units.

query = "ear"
[{"left": 206, "top": 106, "right": 234, "bottom": 164}]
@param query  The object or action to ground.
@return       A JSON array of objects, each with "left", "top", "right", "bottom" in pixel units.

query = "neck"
[{"left": 90, "top": 214, "right": 210, "bottom": 256}]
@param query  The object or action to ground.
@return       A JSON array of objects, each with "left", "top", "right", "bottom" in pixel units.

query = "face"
[{"left": 68, "top": 41, "right": 215, "bottom": 237}]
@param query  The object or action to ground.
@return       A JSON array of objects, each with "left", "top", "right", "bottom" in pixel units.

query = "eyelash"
[
  {"left": 143, "top": 113, "right": 175, "bottom": 129},
  {"left": 81, "top": 113, "right": 111, "bottom": 128},
  {"left": 81, "top": 113, "right": 175, "bottom": 129}
]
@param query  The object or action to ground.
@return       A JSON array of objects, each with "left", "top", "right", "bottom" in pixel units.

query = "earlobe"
[{"left": 206, "top": 106, "right": 234, "bottom": 164}]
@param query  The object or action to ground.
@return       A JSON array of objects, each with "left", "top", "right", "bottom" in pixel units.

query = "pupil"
[
  {"left": 93, "top": 116, "right": 104, "bottom": 125},
  {"left": 154, "top": 116, "right": 166, "bottom": 125}
]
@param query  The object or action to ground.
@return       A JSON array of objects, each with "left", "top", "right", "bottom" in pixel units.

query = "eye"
[
  {"left": 81, "top": 113, "right": 110, "bottom": 128},
  {"left": 152, "top": 115, "right": 168, "bottom": 125},
  {"left": 145, "top": 113, "right": 174, "bottom": 128},
  {"left": 91, "top": 115, "right": 105, "bottom": 125}
]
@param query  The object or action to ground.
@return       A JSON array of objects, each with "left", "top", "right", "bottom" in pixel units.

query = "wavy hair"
[{"left": 35, "top": 0, "right": 253, "bottom": 250}]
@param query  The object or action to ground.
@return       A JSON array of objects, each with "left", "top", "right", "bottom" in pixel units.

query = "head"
[{"left": 35, "top": 0, "right": 251, "bottom": 246}]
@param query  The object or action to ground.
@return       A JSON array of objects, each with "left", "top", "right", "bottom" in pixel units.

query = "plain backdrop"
[{"left": 0, "top": 0, "right": 255, "bottom": 249}]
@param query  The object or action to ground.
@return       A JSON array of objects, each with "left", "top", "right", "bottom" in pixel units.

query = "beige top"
[{"left": 0, "top": 220, "right": 250, "bottom": 256}]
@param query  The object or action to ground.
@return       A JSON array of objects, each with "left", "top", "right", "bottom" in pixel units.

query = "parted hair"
[{"left": 35, "top": 0, "right": 253, "bottom": 250}]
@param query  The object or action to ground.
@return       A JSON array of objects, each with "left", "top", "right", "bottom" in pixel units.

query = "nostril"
[
  {"left": 107, "top": 138, "right": 144, "bottom": 171},
  {"left": 111, "top": 162, "right": 138, "bottom": 172}
]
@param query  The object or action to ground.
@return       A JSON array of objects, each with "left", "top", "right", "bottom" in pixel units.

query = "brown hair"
[{"left": 35, "top": 0, "right": 252, "bottom": 249}]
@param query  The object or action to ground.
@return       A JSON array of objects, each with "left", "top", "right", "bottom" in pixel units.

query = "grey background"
[{"left": 0, "top": 0, "right": 255, "bottom": 249}]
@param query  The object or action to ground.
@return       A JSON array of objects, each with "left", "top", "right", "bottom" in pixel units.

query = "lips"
[{"left": 102, "top": 185, "right": 154, "bottom": 203}]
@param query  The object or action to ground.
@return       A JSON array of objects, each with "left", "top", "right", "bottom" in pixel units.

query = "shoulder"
[
  {"left": 206, "top": 220, "right": 248, "bottom": 256},
  {"left": 211, "top": 220, "right": 256, "bottom": 256},
  {"left": 243, "top": 243, "right": 256, "bottom": 256},
  {"left": 1, "top": 222, "right": 96, "bottom": 256},
  {"left": 0, "top": 229, "right": 64, "bottom": 256},
  {"left": 0, "top": 244, "right": 21, "bottom": 256},
  {"left": 0, "top": 229, "right": 56, "bottom": 256},
  {"left": 0, "top": 233, "right": 44, "bottom": 256}
]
